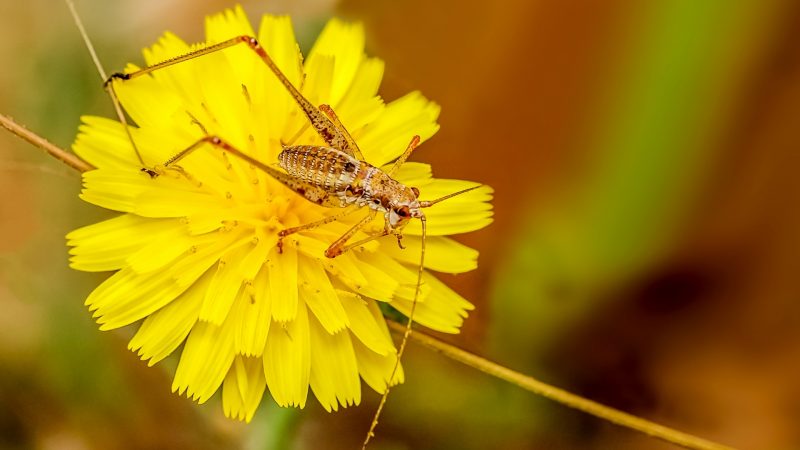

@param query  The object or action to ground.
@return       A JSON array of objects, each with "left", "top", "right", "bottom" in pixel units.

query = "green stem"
[{"left": 387, "top": 321, "right": 735, "bottom": 450}]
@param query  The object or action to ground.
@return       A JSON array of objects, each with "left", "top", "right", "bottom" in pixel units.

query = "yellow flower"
[{"left": 66, "top": 6, "right": 493, "bottom": 421}]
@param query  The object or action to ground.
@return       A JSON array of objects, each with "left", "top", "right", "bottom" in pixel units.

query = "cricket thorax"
[{"left": 278, "top": 145, "right": 362, "bottom": 192}]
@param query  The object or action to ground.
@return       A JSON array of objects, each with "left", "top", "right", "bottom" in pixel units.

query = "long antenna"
[
  {"left": 65, "top": 0, "right": 146, "bottom": 165},
  {"left": 419, "top": 185, "right": 482, "bottom": 208},
  {"left": 363, "top": 216, "right": 426, "bottom": 449}
]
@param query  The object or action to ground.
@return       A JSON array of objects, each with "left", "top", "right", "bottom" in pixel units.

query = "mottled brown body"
[{"left": 278, "top": 145, "right": 422, "bottom": 228}]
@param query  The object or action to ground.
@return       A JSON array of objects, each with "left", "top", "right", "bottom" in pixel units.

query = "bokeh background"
[{"left": 2, "top": 0, "right": 800, "bottom": 449}]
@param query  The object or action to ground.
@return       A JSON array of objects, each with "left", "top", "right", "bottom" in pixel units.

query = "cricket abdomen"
[{"left": 278, "top": 145, "right": 363, "bottom": 192}]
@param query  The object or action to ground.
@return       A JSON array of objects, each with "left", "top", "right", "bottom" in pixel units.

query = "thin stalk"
[
  {"left": 387, "top": 321, "right": 735, "bottom": 450},
  {"left": 0, "top": 113, "right": 92, "bottom": 172}
]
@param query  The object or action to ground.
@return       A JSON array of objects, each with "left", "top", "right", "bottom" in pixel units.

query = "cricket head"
[{"left": 386, "top": 186, "right": 423, "bottom": 230}]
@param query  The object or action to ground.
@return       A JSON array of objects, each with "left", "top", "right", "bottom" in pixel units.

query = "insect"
[{"left": 63, "top": 2, "right": 481, "bottom": 448}]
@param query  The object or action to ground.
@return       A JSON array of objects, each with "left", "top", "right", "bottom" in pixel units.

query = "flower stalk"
[
  {"left": 387, "top": 320, "right": 735, "bottom": 450},
  {"left": 0, "top": 112, "right": 93, "bottom": 172}
]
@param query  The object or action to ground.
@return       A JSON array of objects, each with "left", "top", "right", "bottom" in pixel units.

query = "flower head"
[{"left": 66, "top": 6, "right": 492, "bottom": 420}]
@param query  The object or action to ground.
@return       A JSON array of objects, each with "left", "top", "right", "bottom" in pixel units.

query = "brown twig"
[
  {"left": 0, "top": 112, "right": 92, "bottom": 173},
  {"left": 387, "top": 321, "right": 736, "bottom": 450}
]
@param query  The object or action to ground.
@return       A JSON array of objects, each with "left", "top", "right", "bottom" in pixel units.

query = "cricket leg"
[
  {"left": 152, "top": 135, "right": 346, "bottom": 214},
  {"left": 324, "top": 210, "right": 378, "bottom": 258},
  {"left": 277, "top": 206, "right": 358, "bottom": 253},
  {"left": 318, "top": 104, "right": 365, "bottom": 160},
  {"left": 387, "top": 135, "right": 420, "bottom": 177},
  {"left": 105, "top": 35, "right": 361, "bottom": 158}
]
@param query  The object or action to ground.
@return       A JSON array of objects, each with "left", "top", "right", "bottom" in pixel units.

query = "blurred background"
[{"left": 1, "top": 0, "right": 800, "bottom": 449}]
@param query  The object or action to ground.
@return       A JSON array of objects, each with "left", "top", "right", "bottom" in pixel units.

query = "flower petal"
[
  {"left": 391, "top": 272, "right": 474, "bottom": 334},
  {"left": 352, "top": 301, "right": 403, "bottom": 394},
  {"left": 128, "top": 271, "right": 209, "bottom": 365},
  {"left": 222, "top": 355, "right": 267, "bottom": 422},
  {"left": 264, "top": 301, "right": 310, "bottom": 407},
  {"left": 172, "top": 320, "right": 236, "bottom": 403},
  {"left": 299, "top": 255, "right": 349, "bottom": 334},
  {"left": 357, "top": 91, "right": 441, "bottom": 167},
  {"left": 232, "top": 267, "right": 272, "bottom": 357},
  {"left": 339, "top": 291, "right": 394, "bottom": 356},
  {"left": 306, "top": 18, "right": 365, "bottom": 107},
  {"left": 308, "top": 315, "right": 361, "bottom": 411},
  {"left": 380, "top": 236, "right": 479, "bottom": 274},
  {"left": 268, "top": 244, "right": 298, "bottom": 322},
  {"left": 67, "top": 214, "right": 177, "bottom": 272}
]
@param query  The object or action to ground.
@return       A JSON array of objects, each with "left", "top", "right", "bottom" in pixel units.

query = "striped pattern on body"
[{"left": 278, "top": 145, "right": 363, "bottom": 192}]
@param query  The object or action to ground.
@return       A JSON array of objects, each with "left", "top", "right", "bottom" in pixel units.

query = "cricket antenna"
[
  {"left": 65, "top": 0, "right": 146, "bottom": 166},
  {"left": 362, "top": 216, "right": 426, "bottom": 450},
  {"left": 419, "top": 184, "right": 482, "bottom": 208}
]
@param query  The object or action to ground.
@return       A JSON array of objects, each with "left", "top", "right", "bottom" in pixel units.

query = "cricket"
[
  {"left": 106, "top": 33, "right": 479, "bottom": 449},
  {"left": 0, "top": 1, "right": 482, "bottom": 448}
]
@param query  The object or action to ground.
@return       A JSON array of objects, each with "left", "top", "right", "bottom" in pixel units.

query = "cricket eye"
[
  {"left": 396, "top": 206, "right": 410, "bottom": 218},
  {"left": 411, "top": 187, "right": 420, "bottom": 197}
]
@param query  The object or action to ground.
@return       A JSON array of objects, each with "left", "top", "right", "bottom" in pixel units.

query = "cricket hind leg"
[
  {"left": 105, "top": 35, "right": 362, "bottom": 158},
  {"left": 151, "top": 135, "right": 363, "bottom": 245}
]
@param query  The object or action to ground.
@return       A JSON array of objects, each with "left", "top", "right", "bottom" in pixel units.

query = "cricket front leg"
[
  {"left": 324, "top": 210, "right": 378, "bottom": 258},
  {"left": 277, "top": 206, "right": 358, "bottom": 253}
]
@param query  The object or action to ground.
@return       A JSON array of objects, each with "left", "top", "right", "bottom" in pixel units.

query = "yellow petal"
[
  {"left": 67, "top": 214, "right": 177, "bottom": 272},
  {"left": 404, "top": 183, "right": 494, "bottom": 236},
  {"left": 72, "top": 116, "right": 140, "bottom": 169},
  {"left": 222, "top": 355, "right": 267, "bottom": 422},
  {"left": 391, "top": 272, "right": 474, "bottom": 334},
  {"left": 358, "top": 91, "right": 440, "bottom": 167},
  {"left": 128, "top": 271, "right": 210, "bottom": 365},
  {"left": 87, "top": 266, "right": 192, "bottom": 331},
  {"left": 268, "top": 244, "right": 298, "bottom": 322},
  {"left": 200, "top": 241, "right": 252, "bottom": 324},
  {"left": 232, "top": 267, "right": 271, "bottom": 357},
  {"left": 306, "top": 18, "right": 365, "bottom": 106},
  {"left": 258, "top": 15, "right": 303, "bottom": 152},
  {"left": 172, "top": 320, "right": 236, "bottom": 403},
  {"left": 308, "top": 315, "right": 361, "bottom": 411},
  {"left": 339, "top": 291, "right": 394, "bottom": 355},
  {"left": 335, "top": 57, "right": 385, "bottom": 134},
  {"left": 264, "top": 302, "right": 310, "bottom": 407},
  {"left": 299, "top": 255, "right": 349, "bottom": 334},
  {"left": 379, "top": 236, "right": 479, "bottom": 274},
  {"left": 352, "top": 301, "right": 403, "bottom": 394}
]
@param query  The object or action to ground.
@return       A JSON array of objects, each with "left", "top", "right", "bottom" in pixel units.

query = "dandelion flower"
[{"left": 66, "top": 6, "right": 493, "bottom": 420}]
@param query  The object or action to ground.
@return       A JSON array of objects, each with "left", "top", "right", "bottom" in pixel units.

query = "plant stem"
[
  {"left": 387, "top": 321, "right": 735, "bottom": 450},
  {"left": 0, "top": 113, "right": 93, "bottom": 172}
]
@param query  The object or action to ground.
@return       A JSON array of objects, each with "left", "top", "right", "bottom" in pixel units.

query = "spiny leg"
[
  {"left": 387, "top": 135, "right": 420, "bottom": 178},
  {"left": 105, "top": 35, "right": 361, "bottom": 158},
  {"left": 362, "top": 216, "right": 426, "bottom": 449},
  {"left": 318, "top": 104, "right": 365, "bottom": 161},
  {"left": 324, "top": 210, "right": 378, "bottom": 258},
  {"left": 66, "top": 0, "right": 146, "bottom": 165},
  {"left": 337, "top": 228, "right": 392, "bottom": 254},
  {"left": 154, "top": 135, "right": 363, "bottom": 248},
  {"left": 277, "top": 206, "right": 358, "bottom": 253}
]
